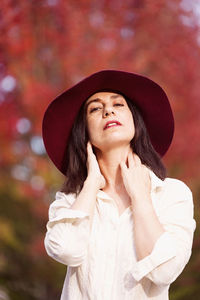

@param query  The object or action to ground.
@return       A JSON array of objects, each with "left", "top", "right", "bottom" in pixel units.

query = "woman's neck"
[{"left": 95, "top": 145, "right": 131, "bottom": 191}]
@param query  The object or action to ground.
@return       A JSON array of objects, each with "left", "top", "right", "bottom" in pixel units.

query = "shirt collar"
[
  {"left": 148, "top": 169, "right": 164, "bottom": 192},
  {"left": 97, "top": 189, "right": 113, "bottom": 202},
  {"left": 97, "top": 168, "right": 164, "bottom": 201}
]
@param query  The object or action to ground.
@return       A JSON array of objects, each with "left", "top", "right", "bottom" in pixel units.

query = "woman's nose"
[{"left": 103, "top": 107, "right": 115, "bottom": 117}]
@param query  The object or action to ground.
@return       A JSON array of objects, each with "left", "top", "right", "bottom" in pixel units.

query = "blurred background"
[{"left": 0, "top": 0, "right": 200, "bottom": 299}]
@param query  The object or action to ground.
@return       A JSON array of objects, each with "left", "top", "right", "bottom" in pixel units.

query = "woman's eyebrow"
[
  {"left": 110, "top": 94, "right": 122, "bottom": 99},
  {"left": 85, "top": 98, "right": 102, "bottom": 109}
]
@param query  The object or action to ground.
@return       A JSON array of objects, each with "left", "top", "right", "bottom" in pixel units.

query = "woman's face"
[{"left": 85, "top": 92, "right": 135, "bottom": 151}]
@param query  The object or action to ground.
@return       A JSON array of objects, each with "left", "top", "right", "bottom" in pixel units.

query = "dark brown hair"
[{"left": 61, "top": 95, "right": 166, "bottom": 195}]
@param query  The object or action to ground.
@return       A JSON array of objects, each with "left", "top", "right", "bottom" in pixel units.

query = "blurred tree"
[{"left": 0, "top": 0, "right": 199, "bottom": 299}]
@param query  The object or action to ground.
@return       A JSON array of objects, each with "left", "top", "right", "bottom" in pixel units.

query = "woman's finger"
[
  {"left": 86, "top": 142, "right": 94, "bottom": 168},
  {"left": 87, "top": 141, "right": 95, "bottom": 159}
]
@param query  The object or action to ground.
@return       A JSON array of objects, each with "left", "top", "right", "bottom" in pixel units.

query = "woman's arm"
[
  {"left": 44, "top": 142, "right": 105, "bottom": 266},
  {"left": 130, "top": 182, "right": 195, "bottom": 285},
  {"left": 131, "top": 198, "right": 164, "bottom": 260},
  {"left": 120, "top": 150, "right": 164, "bottom": 260},
  {"left": 120, "top": 151, "right": 195, "bottom": 285}
]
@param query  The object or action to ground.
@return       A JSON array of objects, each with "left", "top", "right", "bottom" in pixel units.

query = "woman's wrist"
[
  {"left": 131, "top": 195, "right": 153, "bottom": 213},
  {"left": 86, "top": 172, "right": 105, "bottom": 190},
  {"left": 84, "top": 175, "right": 100, "bottom": 193}
]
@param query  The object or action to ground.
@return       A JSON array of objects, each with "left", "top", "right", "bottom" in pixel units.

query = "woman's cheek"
[{"left": 87, "top": 121, "right": 98, "bottom": 144}]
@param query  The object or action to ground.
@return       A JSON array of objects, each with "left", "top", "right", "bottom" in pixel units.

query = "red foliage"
[{"left": 0, "top": 1, "right": 199, "bottom": 183}]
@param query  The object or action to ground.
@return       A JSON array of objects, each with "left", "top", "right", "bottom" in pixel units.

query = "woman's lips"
[{"left": 103, "top": 120, "right": 122, "bottom": 130}]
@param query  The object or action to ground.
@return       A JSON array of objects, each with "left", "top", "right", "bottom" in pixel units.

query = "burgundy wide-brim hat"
[{"left": 42, "top": 70, "right": 174, "bottom": 175}]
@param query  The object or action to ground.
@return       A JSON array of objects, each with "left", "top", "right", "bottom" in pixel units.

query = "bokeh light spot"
[
  {"left": 0, "top": 75, "right": 17, "bottom": 92},
  {"left": 30, "top": 136, "right": 46, "bottom": 155},
  {"left": 16, "top": 118, "right": 31, "bottom": 134},
  {"left": 120, "top": 27, "right": 134, "bottom": 39},
  {"left": 11, "top": 165, "right": 30, "bottom": 181},
  {"left": 100, "top": 38, "right": 116, "bottom": 51},
  {"left": 89, "top": 12, "right": 104, "bottom": 27},
  {"left": 30, "top": 176, "right": 45, "bottom": 191},
  {"left": 12, "top": 140, "right": 28, "bottom": 155},
  {"left": 46, "top": 0, "right": 58, "bottom": 6}
]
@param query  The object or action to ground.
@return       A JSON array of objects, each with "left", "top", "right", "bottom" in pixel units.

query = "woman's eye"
[
  {"left": 90, "top": 107, "right": 102, "bottom": 113},
  {"left": 114, "top": 103, "right": 124, "bottom": 107}
]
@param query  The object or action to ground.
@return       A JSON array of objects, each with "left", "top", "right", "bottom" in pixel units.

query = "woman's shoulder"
[
  {"left": 149, "top": 169, "right": 192, "bottom": 196},
  {"left": 162, "top": 176, "right": 193, "bottom": 200},
  {"left": 55, "top": 191, "right": 76, "bottom": 201},
  {"left": 48, "top": 191, "right": 76, "bottom": 209},
  {"left": 164, "top": 176, "right": 192, "bottom": 191}
]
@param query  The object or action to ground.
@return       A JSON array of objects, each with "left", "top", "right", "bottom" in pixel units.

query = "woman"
[{"left": 42, "top": 70, "right": 195, "bottom": 300}]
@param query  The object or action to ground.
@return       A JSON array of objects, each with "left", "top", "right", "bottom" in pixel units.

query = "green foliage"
[{"left": 0, "top": 182, "right": 66, "bottom": 300}]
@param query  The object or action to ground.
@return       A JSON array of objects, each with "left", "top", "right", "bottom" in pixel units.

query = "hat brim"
[{"left": 42, "top": 70, "right": 174, "bottom": 175}]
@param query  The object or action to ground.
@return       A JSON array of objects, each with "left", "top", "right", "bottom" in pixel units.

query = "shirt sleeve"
[
  {"left": 44, "top": 191, "right": 90, "bottom": 267},
  {"left": 131, "top": 179, "right": 196, "bottom": 285}
]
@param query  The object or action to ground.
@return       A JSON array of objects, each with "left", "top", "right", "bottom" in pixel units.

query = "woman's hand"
[
  {"left": 70, "top": 142, "right": 105, "bottom": 220},
  {"left": 120, "top": 150, "right": 151, "bottom": 204},
  {"left": 86, "top": 142, "right": 106, "bottom": 190}
]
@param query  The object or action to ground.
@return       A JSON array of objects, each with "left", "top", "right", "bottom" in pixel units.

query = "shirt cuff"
[{"left": 132, "top": 232, "right": 177, "bottom": 282}]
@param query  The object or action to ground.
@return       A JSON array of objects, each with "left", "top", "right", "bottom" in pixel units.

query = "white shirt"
[{"left": 44, "top": 170, "right": 195, "bottom": 300}]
